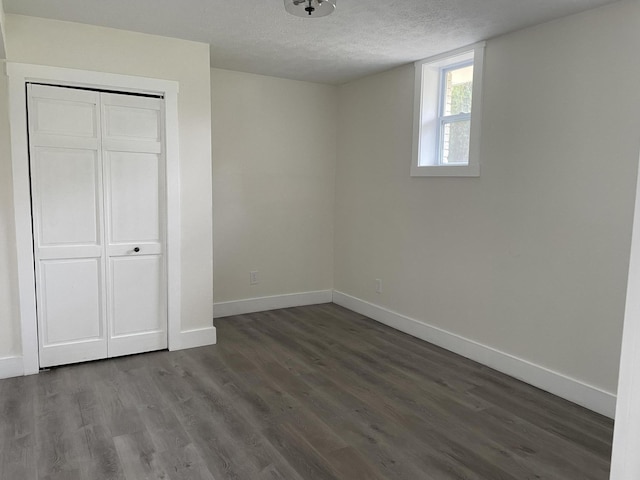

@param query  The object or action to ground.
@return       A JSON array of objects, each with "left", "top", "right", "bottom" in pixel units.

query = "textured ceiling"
[{"left": 3, "top": 0, "right": 619, "bottom": 84}]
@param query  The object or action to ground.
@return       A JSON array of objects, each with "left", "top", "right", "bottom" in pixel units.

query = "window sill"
[{"left": 410, "top": 164, "right": 480, "bottom": 177}]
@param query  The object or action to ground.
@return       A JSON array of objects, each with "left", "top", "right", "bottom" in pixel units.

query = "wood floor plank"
[
  {"left": 263, "top": 422, "right": 342, "bottom": 480},
  {"left": 1, "top": 434, "right": 38, "bottom": 480},
  {"left": 94, "top": 380, "right": 146, "bottom": 438},
  {"left": 137, "top": 404, "right": 191, "bottom": 454},
  {"left": 81, "top": 424, "right": 126, "bottom": 480},
  {"left": 157, "top": 443, "right": 215, "bottom": 480},
  {"left": 34, "top": 373, "right": 92, "bottom": 479},
  {"left": 0, "top": 303, "right": 614, "bottom": 479},
  {"left": 326, "top": 446, "right": 387, "bottom": 480},
  {"left": 113, "top": 430, "right": 169, "bottom": 480}
]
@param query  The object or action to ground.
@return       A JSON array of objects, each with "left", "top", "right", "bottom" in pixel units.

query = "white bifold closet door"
[{"left": 28, "top": 84, "right": 167, "bottom": 368}]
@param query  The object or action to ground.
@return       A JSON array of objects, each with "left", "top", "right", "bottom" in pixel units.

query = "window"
[
  {"left": 439, "top": 62, "right": 473, "bottom": 165},
  {"left": 411, "top": 43, "right": 485, "bottom": 177}
]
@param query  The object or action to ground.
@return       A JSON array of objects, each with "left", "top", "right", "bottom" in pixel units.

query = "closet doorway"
[{"left": 27, "top": 83, "right": 167, "bottom": 367}]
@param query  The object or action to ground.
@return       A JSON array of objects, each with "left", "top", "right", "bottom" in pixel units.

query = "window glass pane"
[
  {"left": 441, "top": 119, "right": 470, "bottom": 165},
  {"left": 443, "top": 65, "right": 473, "bottom": 116}
]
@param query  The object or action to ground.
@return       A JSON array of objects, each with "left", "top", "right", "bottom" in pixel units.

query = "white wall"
[
  {"left": 0, "top": 71, "right": 19, "bottom": 357},
  {"left": 334, "top": 0, "right": 640, "bottom": 396},
  {"left": 0, "top": 0, "right": 7, "bottom": 59},
  {"left": 0, "top": 15, "right": 213, "bottom": 358},
  {"left": 211, "top": 68, "right": 336, "bottom": 304}
]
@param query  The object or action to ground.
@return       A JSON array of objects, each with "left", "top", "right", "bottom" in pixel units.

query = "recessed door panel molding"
[
  {"left": 106, "top": 151, "right": 161, "bottom": 244},
  {"left": 103, "top": 99, "right": 161, "bottom": 141},
  {"left": 40, "top": 259, "right": 104, "bottom": 346},
  {"left": 102, "top": 93, "right": 162, "bottom": 152},
  {"left": 30, "top": 84, "right": 98, "bottom": 139},
  {"left": 27, "top": 83, "right": 167, "bottom": 368},
  {"left": 33, "top": 147, "right": 101, "bottom": 246},
  {"left": 33, "top": 99, "right": 96, "bottom": 137},
  {"left": 110, "top": 256, "right": 164, "bottom": 337}
]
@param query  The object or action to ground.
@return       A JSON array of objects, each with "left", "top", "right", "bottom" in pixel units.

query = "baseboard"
[
  {"left": 213, "top": 290, "right": 333, "bottom": 318},
  {"left": 176, "top": 326, "right": 217, "bottom": 350},
  {"left": 332, "top": 291, "right": 617, "bottom": 418},
  {"left": 0, "top": 356, "right": 24, "bottom": 380}
]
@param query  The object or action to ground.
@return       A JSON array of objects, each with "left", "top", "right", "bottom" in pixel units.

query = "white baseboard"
[
  {"left": 1, "top": 330, "right": 217, "bottom": 376},
  {"left": 213, "top": 290, "right": 333, "bottom": 318},
  {"left": 175, "top": 326, "right": 217, "bottom": 350},
  {"left": 0, "top": 356, "right": 24, "bottom": 380},
  {"left": 333, "top": 291, "right": 617, "bottom": 418}
]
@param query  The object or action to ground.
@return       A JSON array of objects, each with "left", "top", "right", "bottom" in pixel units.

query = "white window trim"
[{"left": 411, "top": 42, "right": 485, "bottom": 177}]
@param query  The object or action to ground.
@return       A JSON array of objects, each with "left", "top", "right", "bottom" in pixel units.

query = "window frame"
[{"left": 411, "top": 42, "right": 485, "bottom": 177}]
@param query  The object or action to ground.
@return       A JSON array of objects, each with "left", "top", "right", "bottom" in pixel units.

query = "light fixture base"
[{"left": 284, "top": 0, "right": 337, "bottom": 18}]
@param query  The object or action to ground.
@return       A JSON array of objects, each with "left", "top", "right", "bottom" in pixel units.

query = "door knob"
[{"left": 134, "top": 247, "right": 140, "bottom": 253}]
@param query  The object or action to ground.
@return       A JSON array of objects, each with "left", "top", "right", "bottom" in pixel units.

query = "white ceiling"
[{"left": 3, "top": 0, "right": 618, "bottom": 84}]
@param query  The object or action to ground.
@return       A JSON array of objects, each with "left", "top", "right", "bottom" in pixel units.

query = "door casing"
[{"left": 7, "top": 62, "right": 182, "bottom": 374}]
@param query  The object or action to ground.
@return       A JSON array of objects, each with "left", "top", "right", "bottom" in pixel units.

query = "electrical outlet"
[
  {"left": 250, "top": 271, "right": 259, "bottom": 285},
  {"left": 375, "top": 278, "right": 382, "bottom": 294}
]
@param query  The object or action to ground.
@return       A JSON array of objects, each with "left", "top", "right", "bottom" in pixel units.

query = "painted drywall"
[
  {"left": 211, "top": 68, "right": 336, "bottom": 303},
  {"left": 0, "top": 0, "right": 7, "bottom": 59},
  {"left": 0, "top": 71, "right": 19, "bottom": 357},
  {"left": 0, "top": 14, "right": 213, "bottom": 359},
  {"left": 334, "top": 0, "right": 640, "bottom": 395}
]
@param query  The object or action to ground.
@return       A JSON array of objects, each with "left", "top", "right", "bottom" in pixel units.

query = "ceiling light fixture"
[{"left": 284, "top": 0, "right": 337, "bottom": 18}]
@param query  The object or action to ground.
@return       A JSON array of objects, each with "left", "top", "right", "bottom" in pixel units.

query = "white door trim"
[{"left": 7, "top": 62, "right": 182, "bottom": 374}]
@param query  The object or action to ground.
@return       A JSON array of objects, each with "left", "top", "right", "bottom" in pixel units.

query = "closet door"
[
  {"left": 28, "top": 84, "right": 108, "bottom": 367},
  {"left": 102, "top": 93, "right": 167, "bottom": 357},
  {"left": 28, "top": 85, "right": 167, "bottom": 367}
]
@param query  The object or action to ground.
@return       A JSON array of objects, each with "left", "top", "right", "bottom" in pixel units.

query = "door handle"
[{"left": 133, "top": 247, "right": 140, "bottom": 253}]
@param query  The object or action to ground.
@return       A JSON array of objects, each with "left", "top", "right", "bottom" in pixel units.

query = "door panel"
[
  {"left": 40, "top": 259, "right": 104, "bottom": 345},
  {"left": 31, "top": 88, "right": 97, "bottom": 138},
  {"left": 110, "top": 256, "right": 165, "bottom": 339},
  {"left": 107, "top": 151, "right": 160, "bottom": 243},
  {"left": 34, "top": 148, "right": 100, "bottom": 246},
  {"left": 103, "top": 103, "right": 160, "bottom": 140}
]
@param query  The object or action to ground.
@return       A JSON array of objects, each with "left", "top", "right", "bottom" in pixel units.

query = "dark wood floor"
[{"left": 0, "top": 303, "right": 613, "bottom": 479}]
